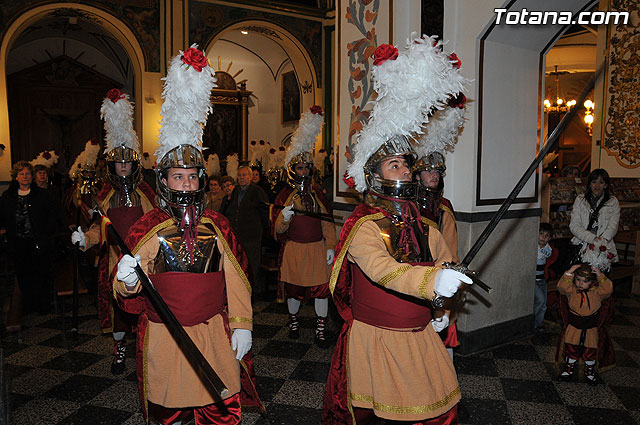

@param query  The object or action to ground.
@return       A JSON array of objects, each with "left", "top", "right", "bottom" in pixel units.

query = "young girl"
[{"left": 558, "top": 263, "right": 613, "bottom": 384}]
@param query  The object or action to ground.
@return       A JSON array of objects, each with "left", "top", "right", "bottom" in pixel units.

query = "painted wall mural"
[
  {"left": 189, "top": 1, "right": 322, "bottom": 85},
  {"left": 603, "top": 0, "right": 640, "bottom": 168},
  {"left": 0, "top": 0, "right": 160, "bottom": 72}
]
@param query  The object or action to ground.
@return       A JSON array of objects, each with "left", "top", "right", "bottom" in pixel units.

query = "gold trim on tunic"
[
  {"left": 349, "top": 386, "right": 461, "bottom": 414},
  {"left": 377, "top": 265, "right": 411, "bottom": 287},
  {"left": 420, "top": 216, "right": 438, "bottom": 229},
  {"left": 229, "top": 316, "right": 253, "bottom": 324},
  {"left": 329, "top": 213, "right": 386, "bottom": 294},
  {"left": 418, "top": 267, "right": 436, "bottom": 300}
]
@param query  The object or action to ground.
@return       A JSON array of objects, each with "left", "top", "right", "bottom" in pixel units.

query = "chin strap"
[{"left": 178, "top": 206, "right": 199, "bottom": 263}]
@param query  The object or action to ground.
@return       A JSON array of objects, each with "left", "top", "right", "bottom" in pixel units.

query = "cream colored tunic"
[
  {"left": 115, "top": 228, "right": 252, "bottom": 407},
  {"left": 558, "top": 273, "right": 612, "bottom": 348},
  {"left": 345, "top": 220, "right": 460, "bottom": 421},
  {"left": 275, "top": 190, "right": 337, "bottom": 287}
]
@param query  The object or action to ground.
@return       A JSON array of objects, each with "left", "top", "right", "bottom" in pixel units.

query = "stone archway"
[{"left": 0, "top": 3, "right": 146, "bottom": 180}]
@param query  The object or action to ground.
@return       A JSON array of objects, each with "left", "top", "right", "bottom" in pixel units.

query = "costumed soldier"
[
  {"left": 114, "top": 45, "right": 260, "bottom": 424},
  {"left": 271, "top": 105, "right": 336, "bottom": 348},
  {"left": 67, "top": 139, "right": 101, "bottom": 227},
  {"left": 322, "top": 35, "right": 471, "bottom": 425},
  {"left": 413, "top": 87, "right": 466, "bottom": 356},
  {"left": 71, "top": 89, "right": 156, "bottom": 374}
]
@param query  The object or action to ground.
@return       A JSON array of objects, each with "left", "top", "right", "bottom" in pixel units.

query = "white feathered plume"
[
  {"left": 414, "top": 103, "right": 466, "bottom": 158},
  {"left": 31, "top": 150, "right": 59, "bottom": 168},
  {"left": 226, "top": 153, "right": 239, "bottom": 180},
  {"left": 100, "top": 89, "right": 140, "bottom": 154},
  {"left": 69, "top": 139, "right": 101, "bottom": 178},
  {"left": 346, "top": 33, "right": 470, "bottom": 192},
  {"left": 155, "top": 44, "right": 217, "bottom": 161},
  {"left": 313, "top": 149, "right": 327, "bottom": 177},
  {"left": 284, "top": 105, "right": 324, "bottom": 165},
  {"left": 207, "top": 153, "right": 220, "bottom": 176}
]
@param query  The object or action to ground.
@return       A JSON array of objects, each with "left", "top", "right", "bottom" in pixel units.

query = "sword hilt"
[{"left": 431, "top": 262, "right": 492, "bottom": 309}]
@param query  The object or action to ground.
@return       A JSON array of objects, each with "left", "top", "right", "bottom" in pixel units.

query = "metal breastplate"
[
  {"left": 153, "top": 223, "right": 221, "bottom": 273},
  {"left": 289, "top": 189, "right": 318, "bottom": 213},
  {"left": 366, "top": 193, "right": 433, "bottom": 263}
]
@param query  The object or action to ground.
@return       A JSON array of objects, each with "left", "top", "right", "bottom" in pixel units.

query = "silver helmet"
[
  {"left": 364, "top": 134, "right": 417, "bottom": 200},
  {"left": 156, "top": 144, "right": 208, "bottom": 220},
  {"left": 106, "top": 146, "right": 142, "bottom": 206},
  {"left": 285, "top": 151, "right": 314, "bottom": 193},
  {"left": 413, "top": 151, "right": 445, "bottom": 203}
]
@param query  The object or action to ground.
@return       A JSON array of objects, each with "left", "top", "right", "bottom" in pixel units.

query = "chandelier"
[
  {"left": 544, "top": 66, "right": 595, "bottom": 134},
  {"left": 544, "top": 66, "right": 576, "bottom": 113}
]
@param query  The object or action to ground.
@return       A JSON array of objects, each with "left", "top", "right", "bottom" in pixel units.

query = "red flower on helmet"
[
  {"left": 448, "top": 92, "right": 466, "bottom": 109},
  {"left": 279, "top": 146, "right": 286, "bottom": 151},
  {"left": 269, "top": 148, "right": 276, "bottom": 154},
  {"left": 607, "top": 253, "right": 615, "bottom": 259},
  {"left": 343, "top": 171, "right": 356, "bottom": 189},
  {"left": 589, "top": 243, "right": 595, "bottom": 250},
  {"left": 43, "top": 152, "right": 51, "bottom": 160},
  {"left": 310, "top": 105, "right": 323, "bottom": 115},
  {"left": 449, "top": 53, "right": 462, "bottom": 69},
  {"left": 106, "top": 88, "right": 125, "bottom": 103},
  {"left": 259, "top": 140, "right": 265, "bottom": 145},
  {"left": 599, "top": 245, "right": 607, "bottom": 252},
  {"left": 181, "top": 47, "right": 208, "bottom": 72},
  {"left": 251, "top": 140, "right": 257, "bottom": 146},
  {"left": 143, "top": 152, "right": 149, "bottom": 158},
  {"left": 373, "top": 44, "right": 398, "bottom": 66},
  {"left": 319, "top": 148, "right": 325, "bottom": 153}
]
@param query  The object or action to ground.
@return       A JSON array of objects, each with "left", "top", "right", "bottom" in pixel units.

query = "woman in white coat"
[{"left": 569, "top": 168, "right": 620, "bottom": 271}]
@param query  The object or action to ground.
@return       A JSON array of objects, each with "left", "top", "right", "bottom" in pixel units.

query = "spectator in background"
[
  {"left": 220, "top": 176, "right": 235, "bottom": 211},
  {"left": 569, "top": 169, "right": 620, "bottom": 272},
  {"left": 223, "top": 165, "right": 268, "bottom": 293},
  {"left": 206, "top": 175, "right": 225, "bottom": 212},
  {"left": 561, "top": 165, "right": 581, "bottom": 179},
  {"left": 0, "top": 161, "right": 60, "bottom": 329},
  {"left": 534, "top": 222, "right": 558, "bottom": 332}
]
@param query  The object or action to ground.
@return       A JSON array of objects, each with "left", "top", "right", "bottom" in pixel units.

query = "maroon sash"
[
  {"left": 145, "top": 271, "right": 225, "bottom": 326},
  {"left": 351, "top": 262, "right": 433, "bottom": 330},
  {"left": 108, "top": 205, "right": 144, "bottom": 245},
  {"left": 287, "top": 215, "right": 323, "bottom": 243}
]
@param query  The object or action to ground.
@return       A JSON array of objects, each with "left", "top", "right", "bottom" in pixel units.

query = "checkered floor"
[{"left": 2, "top": 288, "right": 640, "bottom": 424}]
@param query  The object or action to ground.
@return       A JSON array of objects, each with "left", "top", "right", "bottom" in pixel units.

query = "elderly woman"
[
  {"left": 569, "top": 168, "right": 620, "bottom": 272},
  {"left": 0, "top": 161, "right": 59, "bottom": 325}
]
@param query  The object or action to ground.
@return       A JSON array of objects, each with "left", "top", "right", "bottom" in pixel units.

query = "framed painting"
[{"left": 282, "top": 71, "right": 301, "bottom": 123}]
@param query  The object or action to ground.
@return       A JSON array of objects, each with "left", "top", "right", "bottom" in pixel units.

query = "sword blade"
[{"left": 460, "top": 64, "right": 604, "bottom": 272}]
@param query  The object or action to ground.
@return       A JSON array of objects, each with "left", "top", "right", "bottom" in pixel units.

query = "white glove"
[
  {"left": 71, "top": 226, "right": 86, "bottom": 249},
  {"left": 281, "top": 205, "right": 295, "bottom": 222},
  {"left": 326, "top": 249, "right": 335, "bottom": 265},
  {"left": 232, "top": 329, "right": 252, "bottom": 360},
  {"left": 431, "top": 313, "right": 450, "bottom": 333},
  {"left": 117, "top": 254, "right": 141, "bottom": 288},
  {"left": 434, "top": 269, "right": 473, "bottom": 298}
]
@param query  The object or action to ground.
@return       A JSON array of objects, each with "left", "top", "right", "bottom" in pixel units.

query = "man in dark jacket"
[{"left": 222, "top": 165, "right": 268, "bottom": 286}]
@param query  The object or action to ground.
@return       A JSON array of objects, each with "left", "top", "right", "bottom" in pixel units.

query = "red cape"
[
  {"left": 322, "top": 203, "right": 388, "bottom": 425},
  {"left": 270, "top": 185, "right": 333, "bottom": 302},
  {"left": 114, "top": 208, "right": 263, "bottom": 420}
]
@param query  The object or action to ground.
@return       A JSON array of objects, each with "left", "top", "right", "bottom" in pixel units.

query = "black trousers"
[{"left": 13, "top": 238, "right": 53, "bottom": 313}]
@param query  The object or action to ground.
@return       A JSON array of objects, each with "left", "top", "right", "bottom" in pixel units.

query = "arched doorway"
[
  {"left": 204, "top": 20, "right": 320, "bottom": 164},
  {"left": 0, "top": 3, "right": 145, "bottom": 179}
]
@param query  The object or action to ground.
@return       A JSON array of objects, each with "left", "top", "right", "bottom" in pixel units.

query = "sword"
[
  {"left": 266, "top": 202, "right": 336, "bottom": 222},
  {"left": 93, "top": 205, "right": 230, "bottom": 400},
  {"left": 431, "top": 64, "right": 604, "bottom": 309}
]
